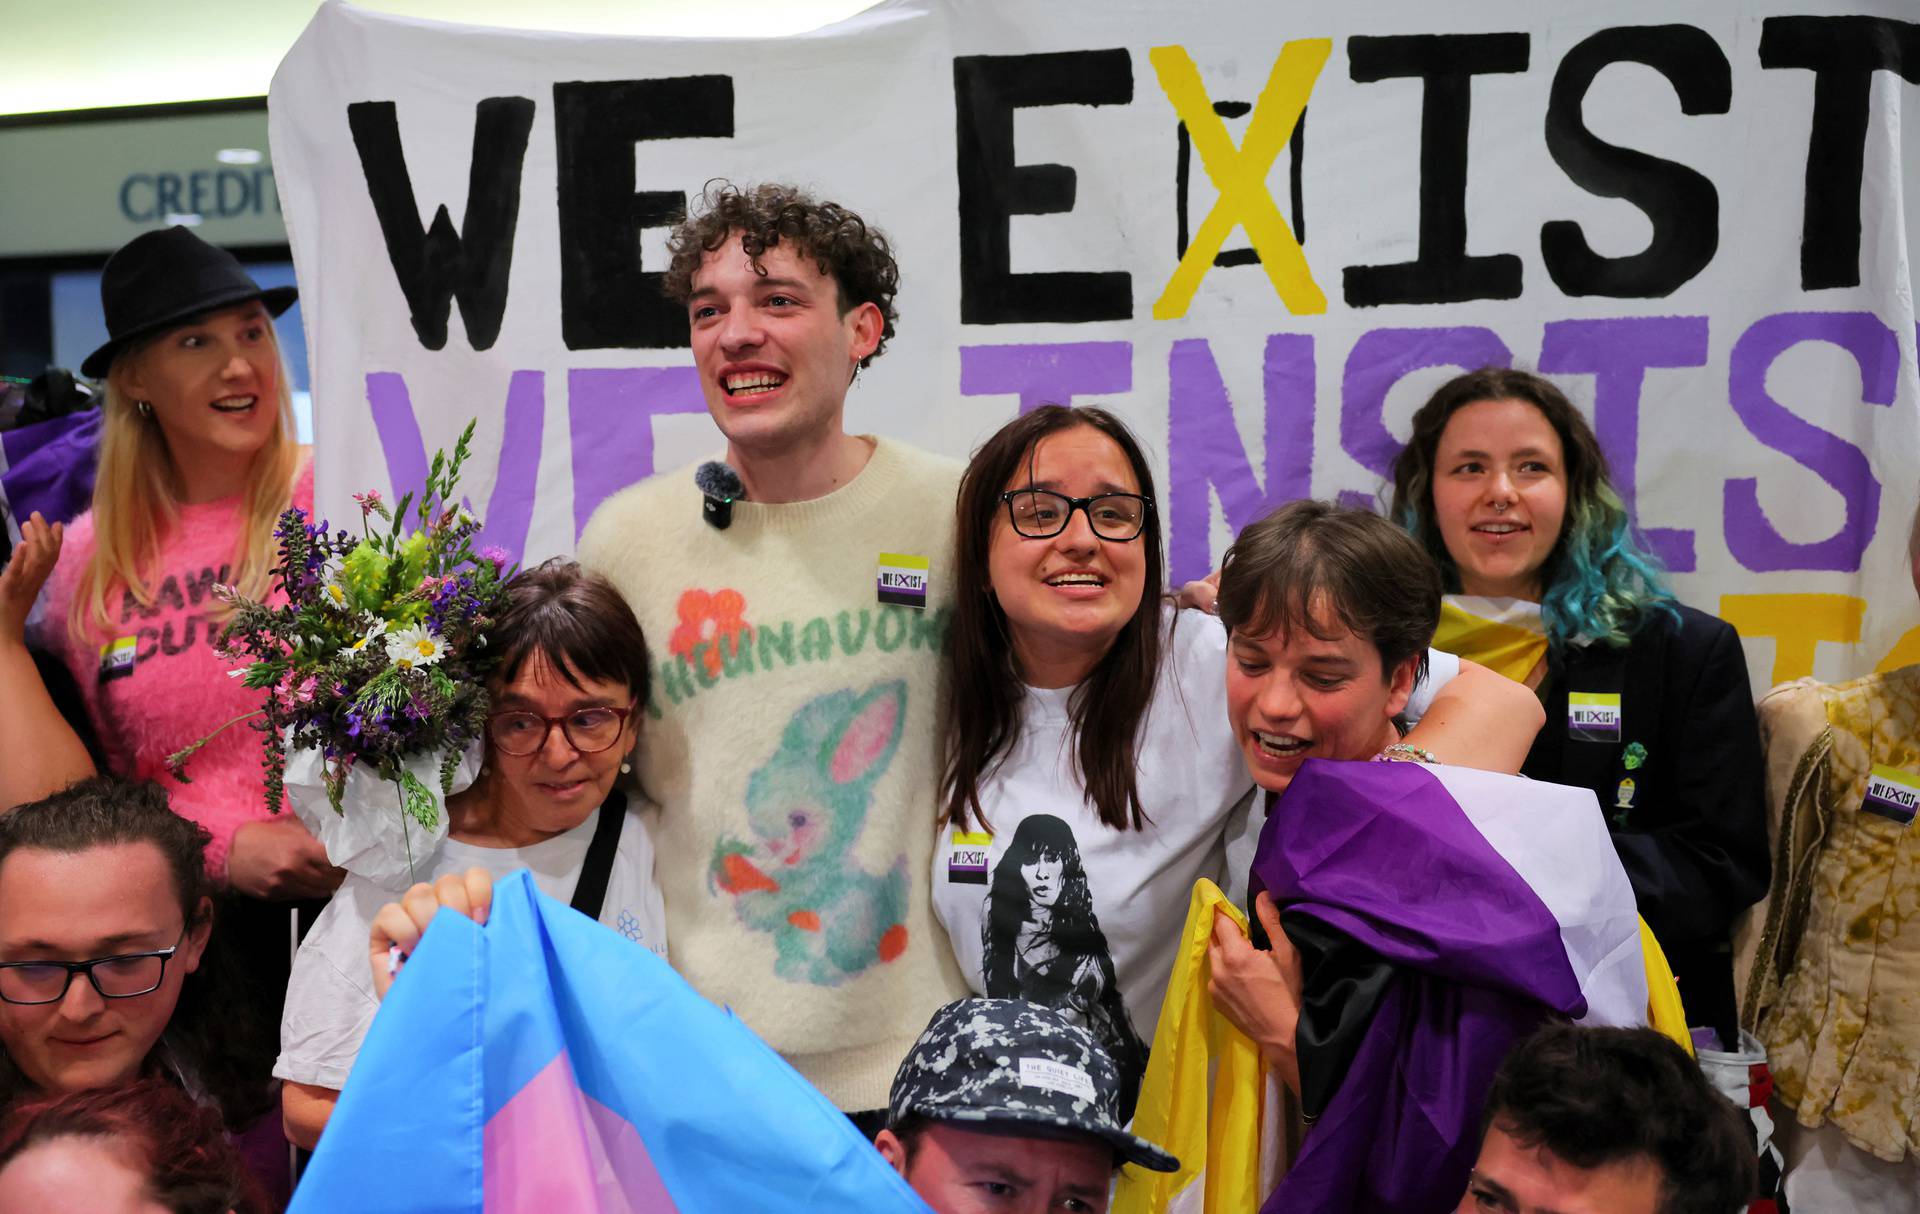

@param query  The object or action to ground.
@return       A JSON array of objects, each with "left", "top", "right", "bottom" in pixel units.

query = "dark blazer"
[{"left": 1522, "top": 603, "right": 1769, "bottom": 1041}]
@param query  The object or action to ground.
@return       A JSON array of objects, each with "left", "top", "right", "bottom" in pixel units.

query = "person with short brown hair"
[
  {"left": 1460, "top": 1024, "right": 1754, "bottom": 1214},
  {"left": 580, "top": 183, "right": 970, "bottom": 1126},
  {"left": 276, "top": 559, "right": 665, "bottom": 1149},
  {"left": 662, "top": 181, "right": 900, "bottom": 370},
  {"left": 1214, "top": 496, "right": 1440, "bottom": 696}
]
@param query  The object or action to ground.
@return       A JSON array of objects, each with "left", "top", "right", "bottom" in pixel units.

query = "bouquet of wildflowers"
[{"left": 167, "top": 422, "right": 511, "bottom": 867}]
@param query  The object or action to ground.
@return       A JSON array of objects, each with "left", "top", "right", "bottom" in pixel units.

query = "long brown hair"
[
  {"left": 1386, "top": 366, "right": 1674, "bottom": 649},
  {"left": 941, "top": 406, "right": 1165, "bottom": 832}
]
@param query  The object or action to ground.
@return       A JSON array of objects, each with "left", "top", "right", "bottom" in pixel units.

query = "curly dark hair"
[
  {"left": 662, "top": 181, "right": 900, "bottom": 367},
  {"left": 1478, "top": 1024, "right": 1755, "bottom": 1214},
  {"left": 0, "top": 777, "right": 276, "bottom": 1133},
  {"left": 0, "top": 1078, "right": 269, "bottom": 1213}
]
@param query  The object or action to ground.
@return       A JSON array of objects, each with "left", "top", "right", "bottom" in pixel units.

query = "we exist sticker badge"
[
  {"left": 878, "top": 553, "right": 930, "bottom": 608},
  {"left": 948, "top": 831, "right": 992, "bottom": 885},
  {"left": 1862, "top": 764, "right": 1920, "bottom": 827},
  {"left": 1568, "top": 692, "right": 1622, "bottom": 743}
]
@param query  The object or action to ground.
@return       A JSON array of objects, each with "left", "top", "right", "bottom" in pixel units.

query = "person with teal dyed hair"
[{"left": 1388, "top": 366, "right": 1768, "bottom": 1047}]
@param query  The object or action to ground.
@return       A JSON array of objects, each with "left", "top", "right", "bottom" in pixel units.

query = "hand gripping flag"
[
  {"left": 290, "top": 870, "right": 934, "bottom": 1213},
  {"left": 1112, "top": 880, "right": 1269, "bottom": 1214}
]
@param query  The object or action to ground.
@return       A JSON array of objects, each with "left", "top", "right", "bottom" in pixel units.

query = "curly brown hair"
[{"left": 663, "top": 181, "right": 900, "bottom": 367}]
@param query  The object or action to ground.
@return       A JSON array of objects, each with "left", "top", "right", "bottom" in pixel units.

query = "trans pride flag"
[{"left": 290, "top": 870, "right": 933, "bottom": 1213}]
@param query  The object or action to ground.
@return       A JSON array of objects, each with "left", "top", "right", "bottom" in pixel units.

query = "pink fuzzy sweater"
[{"left": 38, "top": 462, "right": 312, "bottom": 880}]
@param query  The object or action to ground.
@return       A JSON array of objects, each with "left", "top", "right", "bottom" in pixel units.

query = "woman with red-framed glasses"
[{"left": 276, "top": 558, "right": 667, "bottom": 1150}]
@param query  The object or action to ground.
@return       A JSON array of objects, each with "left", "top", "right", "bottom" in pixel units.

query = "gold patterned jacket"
[{"left": 1739, "top": 667, "right": 1920, "bottom": 1163}]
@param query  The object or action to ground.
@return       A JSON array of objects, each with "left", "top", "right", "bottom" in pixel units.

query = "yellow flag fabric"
[
  {"left": 1640, "top": 917, "right": 1694, "bottom": 1057},
  {"left": 1113, "top": 880, "right": 1267, "bottom": 1214},
  {"left": 1433, "top": 596, "right": 1550, "bottom": 685}
]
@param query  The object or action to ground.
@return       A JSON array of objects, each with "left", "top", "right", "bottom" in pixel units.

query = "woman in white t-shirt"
[
  {"left": 277, "top": 559, "right": 667, "bottom": 1148},
  {"left": 934, "top": 405, "right": 1544, "bottom": 1114}
]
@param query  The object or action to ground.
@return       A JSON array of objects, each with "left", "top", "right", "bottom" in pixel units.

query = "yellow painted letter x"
[{"left": 1151, "top": 42, "right": 1331, "bottom": 319}]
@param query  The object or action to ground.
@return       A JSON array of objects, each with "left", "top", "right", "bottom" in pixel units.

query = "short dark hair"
[
  {"left": 1215, "top": 499, "right": 1435, "bottom": 688},
  {"left": 1481, "top": 1025, "right": 1755, "bottom": 1214},
  {"left": 493, "top": 559, "right": 651, "bottom": 709},
  {"left": 0, "top": 776, "right": 210, "bottom": 918},
  {"left": 0, "top": 778, "right": 274, "bottom": 1131},
  {"left": 663, "top": 181, "right": 899, "bottom": 367},
  {"left": 0, "top": 1078, "right": 269, "bottom": 1213}
]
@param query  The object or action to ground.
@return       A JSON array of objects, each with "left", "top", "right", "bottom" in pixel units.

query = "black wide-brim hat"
[{"left": 80, "top": 225, "right": 298, "bottom": 379}]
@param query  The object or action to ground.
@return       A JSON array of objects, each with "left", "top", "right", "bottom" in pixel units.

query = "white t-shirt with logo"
[
  {"left": 931, "top": 606, "right": 1457, "bottom": 1093},
  {"left": 275, "top": 796, "right": 667, "bottom": 1090}
]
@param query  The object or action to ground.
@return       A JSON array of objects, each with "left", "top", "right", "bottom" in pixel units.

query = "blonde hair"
[{"left": 70, "top": 324, "right": 301, "bottom": 639}]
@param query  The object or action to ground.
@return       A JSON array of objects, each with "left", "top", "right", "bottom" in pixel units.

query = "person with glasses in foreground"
[
  {"left": 0, "top": 776, "right": 284, "bottom": 1202},
  {"left": 276, "top": 559, "right": 667, "bottom": 1148},
  {"left": 933, "top": 406, "right": 1546, "bottom": 1116}
]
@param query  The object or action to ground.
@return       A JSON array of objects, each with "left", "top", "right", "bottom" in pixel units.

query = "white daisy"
[
  {"left": 385, "top": 624, "right": 448, "bottom": 670},
  {"left": 323, "top": 581, "right": 349, "bottom": 609},
  {"left": 339, "top": 618, "right": 391, "bottom": 659}
]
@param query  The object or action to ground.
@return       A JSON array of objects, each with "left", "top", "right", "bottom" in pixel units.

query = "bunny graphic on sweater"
[{"left": 709, "top": 679, "right": 912, "bottom": 986}]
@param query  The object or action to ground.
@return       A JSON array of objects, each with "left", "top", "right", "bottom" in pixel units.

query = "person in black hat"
[
  {"left": 0, "top": 228, "right": 339, "bottom": 1084},
  {"left": 876, "top": 998, "right": 1177, "bottom": 1214}
]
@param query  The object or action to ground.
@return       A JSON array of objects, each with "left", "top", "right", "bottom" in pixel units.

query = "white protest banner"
[{"left": 271, "top": 0, "right": 1920, "bottom": 689}]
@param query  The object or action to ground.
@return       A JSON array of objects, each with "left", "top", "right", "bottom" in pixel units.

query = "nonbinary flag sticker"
[
  {"left": 948, "top": 831, "right": 992, "bottom": 885},
  {"left": 1862, "top": 764, "right": 1920, "bottom": 826},
  {"left": 97, "top": 636, "right": 137, "bottom": 682},
  {"left": 877, "top": 553, "right": 930, "bottom": 608},
  {"left": 1568, "top": 691, "right": 1622, "bottom": 742}
]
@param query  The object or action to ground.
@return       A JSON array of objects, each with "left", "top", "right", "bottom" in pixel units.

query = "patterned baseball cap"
[{"left": 887, "top": 998, "right": 1179, "bottom": 1173}]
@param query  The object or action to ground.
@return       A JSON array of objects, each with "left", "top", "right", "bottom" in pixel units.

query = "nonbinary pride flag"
[
  {"left": 1255, "top": 760, "right": 1648, "bottom": 1214},
  {"left": 290, "top": 870, "right": 933, "bottom": 1213}
]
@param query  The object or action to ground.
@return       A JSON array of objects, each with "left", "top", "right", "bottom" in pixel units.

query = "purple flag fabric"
[
  {"left": 1, "top": 408, "right": 102, "bottom": 531},
  {"left": 1252, "top": 759, "right": 1645, "bottom": 1214}
]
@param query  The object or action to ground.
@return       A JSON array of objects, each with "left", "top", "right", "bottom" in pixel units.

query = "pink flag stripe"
[{"left": 482, "top": 1052, "right": 680, "bottom": 1212}]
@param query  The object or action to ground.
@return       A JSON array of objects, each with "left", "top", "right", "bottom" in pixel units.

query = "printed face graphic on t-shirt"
[
  {"left": 980, "top": 814, "right": 1147, "bottom": 1118},
  {"left": 1021, "top": 852, "right": 1063, "bottom": 908}
]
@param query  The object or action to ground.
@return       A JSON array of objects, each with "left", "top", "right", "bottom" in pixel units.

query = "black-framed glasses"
[
  {"left": 1000, "top": 489, "right": 1153, "bottom": 541},
  {"left": 0, "top": 926, "right": 187, "bottom": 1006},
  {"left": 487, "top": 702, "right": 636, "bottom": 757}
]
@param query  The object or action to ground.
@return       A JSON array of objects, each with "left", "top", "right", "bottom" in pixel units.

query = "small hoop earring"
[{"left": 136, "top": 400, "right": 153, "bottom": 419}]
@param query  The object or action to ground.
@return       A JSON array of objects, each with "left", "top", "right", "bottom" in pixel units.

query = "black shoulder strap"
[{"left": 570, "top": 789, "right": 627, "bottom": 921}]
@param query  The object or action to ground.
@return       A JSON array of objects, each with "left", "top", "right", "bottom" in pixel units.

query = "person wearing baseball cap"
[{"left": 877, "top": 998, "right": 1178, "bottom": 1214}]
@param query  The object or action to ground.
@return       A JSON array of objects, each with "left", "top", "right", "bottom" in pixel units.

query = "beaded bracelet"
[{"left": 1372, "top": 743, "right": 1437, "bottom": 765}]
